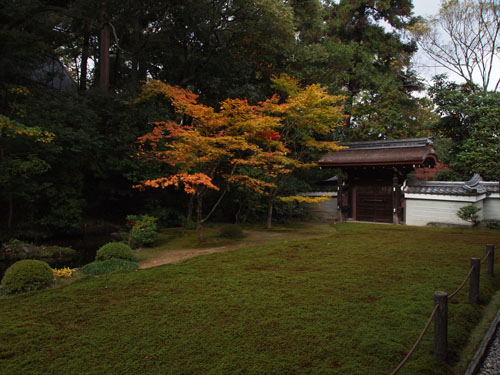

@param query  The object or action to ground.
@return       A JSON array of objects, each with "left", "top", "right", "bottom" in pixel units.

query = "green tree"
[
  {"left": 291, "top": 0, "right": 424, "bottom": 140},
  {"left": 430, "top": 77, "right": 500, "bottom": 181}
]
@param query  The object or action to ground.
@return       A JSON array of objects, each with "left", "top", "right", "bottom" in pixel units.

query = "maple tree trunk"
[
  {"left": 235, "top": 203, "right": 241, "bottom": 224},
  {"left": 266, "top": 196, "right": 273, "bottom": 230},
  {"left": 186, "top": 194, "right": 194, "bottom": 223},
  {"left": 196, "top": 196, "right": 204, "bottom": 241}
]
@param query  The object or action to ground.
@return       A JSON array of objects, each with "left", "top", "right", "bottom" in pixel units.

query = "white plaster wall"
[
  {"left": 305, "top": 197, "right": 337, "bottom": 221},
  {"left": 405, "top": 198, "right": 484, "bottom": 226},
  {"left": 483, "top": 197, "right": 500, "bottom": 220},
  {"left": 320, "top": 197, "right": 338, "bottom": 217}
]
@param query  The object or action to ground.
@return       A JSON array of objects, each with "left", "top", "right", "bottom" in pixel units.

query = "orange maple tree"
[
  {"left": 134, "top": 80, "right": 281, "bottom": 240},
  {"left": 134, "top": 75, "right": 345, "bottom": 237}
]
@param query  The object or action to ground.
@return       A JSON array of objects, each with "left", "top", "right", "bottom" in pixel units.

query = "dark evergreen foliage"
[{"left": 0, "top": 1, "right": 442, "bottom": 238}]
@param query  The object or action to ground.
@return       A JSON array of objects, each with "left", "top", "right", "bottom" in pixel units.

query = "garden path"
[{"left": 139, "top": 225, "right": 334, "bottom": 269}]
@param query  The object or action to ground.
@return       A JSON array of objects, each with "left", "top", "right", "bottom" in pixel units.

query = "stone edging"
[{"left": 464, "top": 309, "right": 500, "bottom": 375}]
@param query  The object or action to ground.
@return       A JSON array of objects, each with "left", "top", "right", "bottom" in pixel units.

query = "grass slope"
[{"left": 0, "top": 223, "right": 499, "bottom": 375}]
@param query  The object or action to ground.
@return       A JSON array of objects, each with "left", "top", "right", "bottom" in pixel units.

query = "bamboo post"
[
  {"left": 434, "top": 291, "right": 448, "bottom": 360},
  {"left": 469, "top": 258, "right": 480, "bottom": 304}
]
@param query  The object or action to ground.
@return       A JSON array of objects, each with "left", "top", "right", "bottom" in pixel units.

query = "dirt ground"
[{"left": 139, "top": 225, "right": 333, "bottom": 269}]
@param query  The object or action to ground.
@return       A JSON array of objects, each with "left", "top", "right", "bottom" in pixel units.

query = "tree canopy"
[{"left": 2, "top": 0, "right": 495, "bottom": 242}]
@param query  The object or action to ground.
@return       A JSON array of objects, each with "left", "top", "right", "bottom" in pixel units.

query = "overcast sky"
[
  {"left": 411, "top": 0, "right": 452, "bottom": 85},
  {"left": 412, "top": 0, "right": 441, "bottom": 18}
]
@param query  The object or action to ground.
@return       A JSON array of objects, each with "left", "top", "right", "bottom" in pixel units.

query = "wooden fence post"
[
  {"left": 434, "top": 291, "right": 448, "bottom": 360},
  {"left": 486, "top": 244, "right": 495, "bottom": 278},
  {"left": 469, "top": 258, "right": 480, "bottom": 304}
]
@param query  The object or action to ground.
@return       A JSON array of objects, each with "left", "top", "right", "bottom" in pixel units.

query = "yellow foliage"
[
  {"left": 279, "top": 195, "right": 332, "bottom": 204},
  {"left": 271, "top": 73, "right": 301, "bottom": 97},
  {"left": 52, "top": 267, "right": 75, "bottom": 278}
]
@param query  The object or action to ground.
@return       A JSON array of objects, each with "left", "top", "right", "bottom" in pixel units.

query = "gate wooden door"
[{"left": 356, "top": 184, "right": 393, "bottom": 223}]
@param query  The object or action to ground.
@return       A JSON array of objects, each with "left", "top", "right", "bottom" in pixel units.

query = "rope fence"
[
  {"left": 448, "top": 266, "right": 474, "bottom": 300},
  {"left": 389, "top": 244, "right": 496, "bottom": 375},
  {"left": 389, "top": 304, "right": 440, "bottom": 375},
  {"left": 481, "top": 247, "right": 493, "bottom": 265}
]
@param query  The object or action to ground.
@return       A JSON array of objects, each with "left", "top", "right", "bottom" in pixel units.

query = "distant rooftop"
[{"left": 30, "top": 56, "right": 77, "bottom": 91}]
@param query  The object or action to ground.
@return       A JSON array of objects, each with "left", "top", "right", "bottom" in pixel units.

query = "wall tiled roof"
[{"left": 405, "top": 174, "right": 499, "bottom": 196}]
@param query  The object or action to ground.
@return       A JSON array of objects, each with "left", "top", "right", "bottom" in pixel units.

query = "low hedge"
[
  {"left": 82, "top": 259, "right": 138, "bottom": 275},
  {"left": 1, "top": 260, "right": 54, "bottom": 295},
  {"left": 96, "top": 242, "right": 137, "bottom": 262}
]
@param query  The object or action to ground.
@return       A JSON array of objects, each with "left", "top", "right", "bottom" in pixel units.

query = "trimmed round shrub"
[
  {"left": 219, "top": 224, "right": 244, "bottom": 239},
  {"left": 96, "top": 242, "right": 136, "bottom": 262},
  {"left": 1, "top": 260, "right": 54, "bottom": 295},
  {"left": 82, "top": 259, "right": 138, "bottom": 275}
]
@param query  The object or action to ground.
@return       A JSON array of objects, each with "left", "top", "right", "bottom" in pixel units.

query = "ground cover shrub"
[
  {"left": 1, "top": 259, "right": 54, "bottom": 294},
  {"left": 219, "top": 224, "right": 245, "bottom": 238},
  {"left": 96, "top": 242, "right": 136, "bottom": 261},
  {"left": 81, "top": 259, "right": 138, "bottom": 275},
  {"left": 126, "top": 215, "right": 158, "bottom": 247}
]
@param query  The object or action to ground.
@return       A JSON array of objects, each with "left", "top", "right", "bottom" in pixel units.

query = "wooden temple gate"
[{"left": 319, "top": 138, "right": 438, "bottom": 224}]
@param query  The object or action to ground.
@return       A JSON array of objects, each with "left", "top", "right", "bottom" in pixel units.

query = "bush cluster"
[
  {"left": 1, "top": 260, "right": 54, "bottom": 295},
  {"left": 96, "top": 242, "right": 137, "bottom": 262},
  {"left": 0, "top": 240, "right": 77, "bottom": 279},
  {"left": 126, "top": 215, "right": 158, "bottom": 247},
  {"left": 82, "top": 242, "right": 139, "bottom": 276}
]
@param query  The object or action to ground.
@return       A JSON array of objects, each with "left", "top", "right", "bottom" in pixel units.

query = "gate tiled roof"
[{"left": 319, "top": 137, "right": 438, "bottom": 167}]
